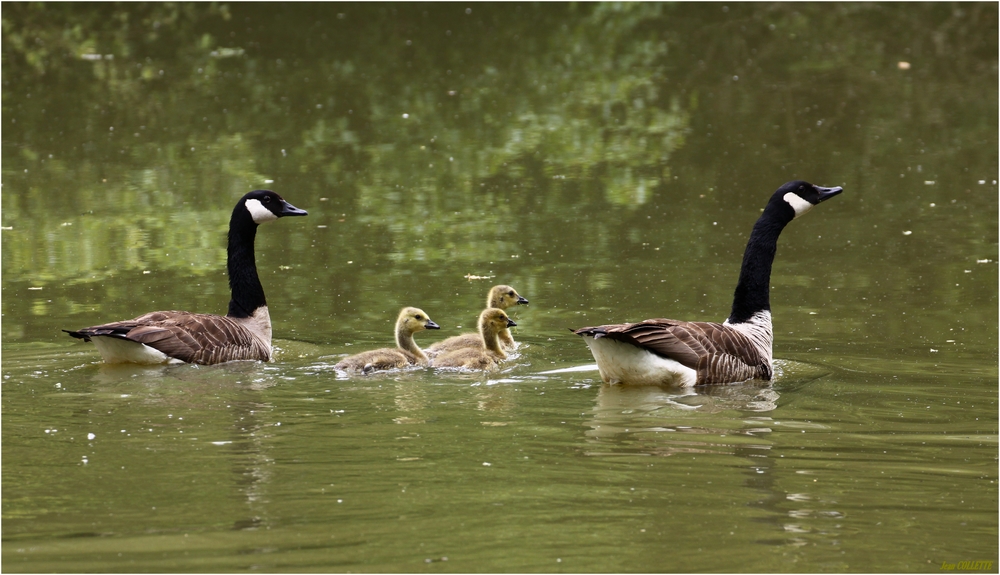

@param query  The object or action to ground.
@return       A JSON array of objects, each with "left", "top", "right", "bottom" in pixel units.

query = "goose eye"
[{"left": 508, "top": 291, "right": 515, "bottom": 297}]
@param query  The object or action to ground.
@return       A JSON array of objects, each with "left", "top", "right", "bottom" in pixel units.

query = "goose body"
[
  {"left": 573, "top": 180, "right": 842, "bottom": 386},
  {"left": 335, "top": 307, "right": 440, "bottom": 373},
  {"left": 65, "top": 190, "right": 307, "bottom": 365},
  {"left": 426, "top": 285, "right": 528, "bottom": 356},
  {"left": 433, "top": 308, "right": 517, "bottom": 370}
]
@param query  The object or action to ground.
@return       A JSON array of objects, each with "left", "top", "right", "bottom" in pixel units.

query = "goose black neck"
[
  {"left": 727, "top": 208, "right": 790, "bottom": 324},
  {"left": 226, "top": 212, "right": 266, "bottom": 319}
]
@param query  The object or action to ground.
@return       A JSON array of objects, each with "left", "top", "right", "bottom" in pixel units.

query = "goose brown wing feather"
[
  {"left": 678, "top": 321, "right": 771, "bottom": 382},
  {"left": 575, "top": 320, "right": 704, "bottom": 369},
  {"left": 574, "top": 319, "right": 770, "bottom": 383},
  {"left": 64, "top": 311, "right": 188, "bottom": 340},
  {"left": 70, "top": 312, "right": 269, "bottom": 364}
]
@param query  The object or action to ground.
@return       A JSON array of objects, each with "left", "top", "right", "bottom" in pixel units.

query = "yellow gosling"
[
  {"left": 426, "top": 284, "right": 528, "bottom": 356},
  {"left": 433, "top": 308, "right": 516, "bottom": 371},
  {"left": 336, "top": 307, "right": 439, "bottom": 374}
]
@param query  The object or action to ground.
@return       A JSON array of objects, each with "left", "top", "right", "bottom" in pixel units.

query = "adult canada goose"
[
  {"left": 426, "top": 284, "right": 528, "bottom": 356},
  {"left": 335, "top": 307, "right": 440, "bottom": 373},
  {"left": 573, "top": 180, "right": 843, "bottom": 386},
  {"left": 433, "top": 308, "right": 517, "bottom": 370},
  {"left": 64, "top": 190, "right": 308, "bottom": 364}
]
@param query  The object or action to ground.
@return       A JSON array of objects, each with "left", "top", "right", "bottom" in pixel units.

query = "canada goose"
[
  {"left": 426, "top": 284, "right": 528, "bottom": 356},
  {"left": 433, "top": 308, "right": 517, "bottom": 370},
  {"left": 64, "top": 190, "right": 308, "bottom": 364},
  {"left": 573, "top": 180, "right": 843, "bottom": 386},
  {"left": 335, "top": 307, "right": 440, "bottom": 373}
]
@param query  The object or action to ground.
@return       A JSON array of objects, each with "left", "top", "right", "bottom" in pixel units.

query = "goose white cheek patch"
[
  {"left": 245, "top": 198, "right": 279, "bottom": 223},
  {"left": 783, "top": 192, "right": 815, "bottom": 218}
]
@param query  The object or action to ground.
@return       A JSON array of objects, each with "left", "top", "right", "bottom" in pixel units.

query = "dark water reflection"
[{"left": 3, "top": 3, "right": 997, "bottom": 572}]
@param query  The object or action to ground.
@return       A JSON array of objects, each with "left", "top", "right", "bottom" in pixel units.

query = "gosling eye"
[{"left": 508, "top": 291, "right": 515, "bottom": 297}]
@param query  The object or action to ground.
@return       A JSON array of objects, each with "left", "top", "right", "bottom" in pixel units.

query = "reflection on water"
[
  {"left": 582, "top": 380, "right": 777, "bottom": 454},
  {"left": 392, "top": 380, "right": 431, "bottom": 425}
]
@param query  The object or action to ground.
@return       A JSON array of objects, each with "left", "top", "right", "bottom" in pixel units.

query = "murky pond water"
[{"left": 3, "top": 4, "right": 997, "bottom": 572}]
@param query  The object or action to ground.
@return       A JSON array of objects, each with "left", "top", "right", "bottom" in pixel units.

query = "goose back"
[
  {"left": 68, "top": 309, "right": 272, "bottom": 364},
  {"left": 574, "top": 311, "right": 773, "bottom": 385}
]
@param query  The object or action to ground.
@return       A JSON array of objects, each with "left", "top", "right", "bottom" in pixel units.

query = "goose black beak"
[
  {"left": 278, "top": 199, "right": 309, "bottom": 217},
  {"left": 516, "top": 296, "right": 529, "bottom": 305},
  {"left": 425, "top": 320, "right": 441, "bottom": 330},
  {"left": 506, "top": 318, "right": 517, "bottom": 328},
  {"left": 814, "top": 185, "right": 843, "bottom": 203}
]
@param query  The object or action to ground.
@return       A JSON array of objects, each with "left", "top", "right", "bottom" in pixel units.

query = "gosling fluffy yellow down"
[
  {"left": 336, "top": 307, "right": 439, "bottom": 373},
  {"left": 426, "top": 284, "right": 527, "bottom": 356},
  {"left": 432, "top": 308, "right": 516, "bottom": 371}
]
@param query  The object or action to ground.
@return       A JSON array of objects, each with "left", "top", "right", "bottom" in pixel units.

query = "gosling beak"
[
  {"left": 506, "top": 318, "right": 517, "bottom": 328},
  {"left": 278, "top": 199, "right": 309, "bottom": 217},
  {"left": 516, "top": 295, "right": 529, "bottom": 305},
  {"left": 814, "top": 185, "right": 843, "bottom": 203},
  {"left": 425, "top": 320, "right": 440, "bottom": 330}
]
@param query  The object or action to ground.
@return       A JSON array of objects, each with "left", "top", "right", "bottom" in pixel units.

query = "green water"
[{"left": 2, "top": 3, "right": 997, "bottom": 572}]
